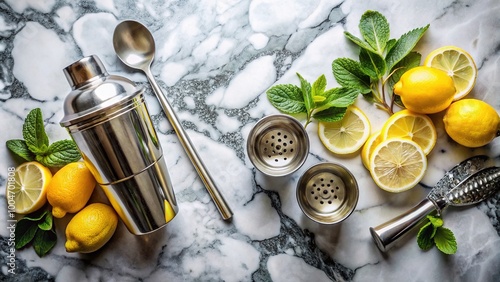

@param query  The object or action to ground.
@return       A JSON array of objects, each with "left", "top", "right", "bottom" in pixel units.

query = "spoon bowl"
[
  {"left": 113, "top": 20, "right": 156, "bottom": 70},
  {"left": 112, "top": 20, "right": 233, "bottom": 220}
]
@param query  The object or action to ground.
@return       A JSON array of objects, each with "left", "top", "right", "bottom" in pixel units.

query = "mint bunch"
[
  {"left": 333, "top": 10, "right": 429, "bottom": 114},
  {"left": 267, "top": 73, "right": 359, "bottom": 127},
  {"left": 417, "top": 215, "right": 457, "bottom": 255},
  {"left": 15, "top": 209, "right": 57, "bottom": 257},
  {"left": 6, "top": 108, "right": 81, "bottom": 167}
]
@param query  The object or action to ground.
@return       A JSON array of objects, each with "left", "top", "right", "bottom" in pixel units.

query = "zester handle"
[{"left": 369, "top": 198, "right": 446, "bottom": 252}]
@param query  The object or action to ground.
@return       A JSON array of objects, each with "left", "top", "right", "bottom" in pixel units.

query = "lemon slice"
[
  {"left": 424, "top": 46, "right": 477, "bottom": 100},
  {"left": 318, "top": 106, "right": 371, "bottom": 154},
  {"left": 369, "top": 138, "right": 427, "bottom": 193},
  {"left": 361, "top": 131, "right": 382, "bottom": 170},
  {"left": 381, "top": 110, "right": 437, "bottom": 155},
  {"left": 9, "top": 162, "right": 52, "bottom": 214}
]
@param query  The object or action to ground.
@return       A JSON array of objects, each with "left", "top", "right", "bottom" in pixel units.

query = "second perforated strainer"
[
  {"left": 296, "top": 163, "right": 359, "bottom": 224},
  {"left": 247, "top": 114, "right": 309, "bottom": 177}
]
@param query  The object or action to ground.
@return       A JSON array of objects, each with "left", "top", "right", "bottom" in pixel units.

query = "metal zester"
[{"left": 369, "top": 155, "right": 500, "bottom": 252}]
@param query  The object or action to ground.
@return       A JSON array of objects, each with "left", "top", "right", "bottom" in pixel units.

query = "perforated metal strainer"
[
  {"left": 297, "top": 163, "right": 359, "bottom": 224},
  {"left": 247, "top": 114, "right": 309, "bottom": 177}
]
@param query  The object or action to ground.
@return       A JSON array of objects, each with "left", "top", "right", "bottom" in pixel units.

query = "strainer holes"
[
  {"left": 320, "top": 201, "right": 324, "bottom": 205},
  {"left": 276, "top": 145, "right": 281, "bottom": 150},
  {"left": 284, "top": 135, "right": 287, "bottom": 139},
  {"left": 290, "top": 140, "right": 293, "bottom": 144},
  {"left": 327, "top": 184, "right": 331, "bottom": 187},
  {"left": 323, "top": 190, "right": 328, "bottom": 194},
  {"left": 283, "top": 149, "right": 287, "bottom": 153},
  {"left": 334, "top": 195, "right": 338, "bottom": 199},
  {"left": 328, "top": 201, "right": 332, "bottom": 204},
  {"left": 336, "top": 186, "right": 339, "bottom": 190},
  {"left": 320, "top": 178, "right": 324, "bottom": 181},
  {"left": 314, "top": 196, "right": 318, "bottom": 200},
  {"left": 331, "top": 189, "right": 334, "bottom": 193},
  {"left": 284, "top": 157, "right": 287, "bottom": 160},
  {"left": 310, "top": 191, "right": 314, "bottom": 194},
  {"left": 277, "top": 132, "right": 281, "bottom": 136},
  {"left": 290, "top": 149, "right": 294, "bottom": 152},
  {"left": 316, "top": 188, "right": 320, "bottom": 191},
  {"left": 271, "top": 135, "right": 275, "bottom": 139},
  {"left": 275, "top": 159, "right": 279, "bottom": 162},
  {"left": 278, "top": 139, "right": 282, "bottom": 142}
]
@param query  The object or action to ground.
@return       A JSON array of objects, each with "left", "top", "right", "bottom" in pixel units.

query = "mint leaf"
[
  {"left": 313, "top": 107, "right": 347, "bottom": 122},
  {"left": 312, "top": 74, "right": 327, "bottom": 97},
  {"left": 344, "top": 31, "right": 376, "bottom": 54},
  {"left": 6, "top": 139, "right": 36, "bottom": 161},
  {"left": 22, "top": 108, "right": 49, "bottom": 154},
  {"left": 434, "top": 227, "right": 457, "bottom": 255},
  {"left": 15, "top": 218, "right": 39, "bottom": 249},
  {"left": 359, "top": 10, "right": 390, "bottom": 55},
  {"left": 359, "top": 49, "right": 386, "bottom": 80},
  {"left": 266, "top": 84, "right": 306, "bottom": 114},
  {"left": 297, "top": 73, "right": 314, "bottom": 117},
  {"left": 427, "top": 214, "right": 444, "bottom": 228},
  {"left": 417, "top": 221, "right": 435, "bottom": 251},
  {"left": 36, "top": 139, "right": 81, "bottom": 167},
  {"left": 332, "top": 58, "right": 371, "bottom": 94},
  {"left": 318, "top": 87, "right": 359, "bottom": 110},
  {"left": 385, "top": 25, "right": 429, "bottom": 71},
  {"left": 38, "top": 212, "right": 53, "bottom": 231},
  {"left": 388, "top": 51, "right": 421, "bottom": 90},
  {"left": 33, "top": 229, "right": 57, "bottom": 257}
]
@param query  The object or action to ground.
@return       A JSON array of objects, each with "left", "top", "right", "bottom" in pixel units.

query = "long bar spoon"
[{"left": 113, "top": 20, "right": 233, "bottom": 220}]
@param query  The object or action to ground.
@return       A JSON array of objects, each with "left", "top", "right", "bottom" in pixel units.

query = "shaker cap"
[{"left": 60, "top": 55, "right": 143, "bottom": 127}]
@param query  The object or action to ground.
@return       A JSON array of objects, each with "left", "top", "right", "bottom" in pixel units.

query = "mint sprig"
[
  {"left": 417, "top": 215, "right": 457, "bottom": 255},
  {"left": 6, "top": 108, "right": 81, "bottom": 167},
  {"left": 267, "top": 73, "right": 358, "bottom": 127},
  {"left": 15, "top": 209, "right": 57, "bottom": 257},
  {"left": 334, "top": 10, "right": 429, "bottom": 114}
]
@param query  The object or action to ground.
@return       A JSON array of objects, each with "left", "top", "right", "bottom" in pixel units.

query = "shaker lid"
[{"left": 60, "top": 55, "right": 142, "bottom": 126}]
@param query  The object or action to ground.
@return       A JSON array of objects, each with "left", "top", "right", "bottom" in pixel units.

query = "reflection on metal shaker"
[{"left": 60, "top": 55, "right": 178, "bottom": 235}]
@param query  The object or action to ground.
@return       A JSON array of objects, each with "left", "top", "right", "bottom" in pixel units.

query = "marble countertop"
[{"left": 1, "top": 0, "right": 499, "bottom": 281}]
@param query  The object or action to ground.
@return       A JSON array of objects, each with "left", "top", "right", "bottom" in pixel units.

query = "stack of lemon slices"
[{"left": 363, "top": 110, "right": 436, "bottom": 193}]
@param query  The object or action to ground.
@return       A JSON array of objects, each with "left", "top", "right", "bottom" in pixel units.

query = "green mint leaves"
[
  {"left": 267, "top": 10, "right": 429, "bottom": 122},
  {"left": 6, "top": 108, "right": 81, "bottom": 167},
  {"left": 417, "top": 215, "right": 457, "bottom": 255},
  {"left": 15, "top": 209, "right": 57, "bottom": 257},
  {"left": 267, "top": 73, "right": 358, "bottom": 127},
  {"left": 335, "top": 10, "right": 429, "bottom": 114}
]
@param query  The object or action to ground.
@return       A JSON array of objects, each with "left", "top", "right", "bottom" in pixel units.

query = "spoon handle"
[{"left": 144, "top": 68, "right": 233, "bottom": 220}]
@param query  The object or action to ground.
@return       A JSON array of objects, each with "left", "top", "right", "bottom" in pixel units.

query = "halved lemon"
[
  {"left": 9, "top": 162, "right": 52, "bottom": 214},
  {"left": 318, "top": 106, "right": 371, "bottom": 154},
  {"left": 369, "top": 138, "right": 427, "bottom": 193},
  {"left": 424, "top": 46, "right": 477, "bottom": 100},
  {"left": 361, "top": 131, "right": 382, "bottom": 170},
  {"left": 381, "top": 110, "right": 437, "bottom": 155}
]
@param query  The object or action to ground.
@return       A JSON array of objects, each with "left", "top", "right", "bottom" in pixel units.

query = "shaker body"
[
  {"left": 69, "top": 94, "right": 178, "bottom": 234},
  {"left": 61, "top": 55, "right": 178, "bottom": 235}
]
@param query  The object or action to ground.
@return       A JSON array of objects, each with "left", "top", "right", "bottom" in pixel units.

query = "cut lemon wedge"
[
  {"left": 9, "top": 162, "right": 52, "bottom": 214},
  {"left": 361, "top": 131, "right": 382, "bottom": 170},
  {"left": 381, "top": 110, "right": 437, "bottom": 155},
  {"left": 318, "top": 106, "right": 371, "bottom": 154},
  {"left": 369, "top": 138, "right": 427, "bottom": 193},
  {"left": 424, "top": 46, "right": 477, "bottom": 100}
]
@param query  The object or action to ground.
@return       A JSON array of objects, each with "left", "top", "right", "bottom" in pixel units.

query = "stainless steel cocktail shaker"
[{"left": 60, "top": 55, "right": 178, "bottom": 235}]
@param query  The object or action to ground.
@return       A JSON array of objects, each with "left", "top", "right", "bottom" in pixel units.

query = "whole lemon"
[
  {"left": 393, "top": 66, "right": 456, "bottom": 114},
  {"left": 65, "top": 203, "right": 118, "bottom": 253},
  {"left": 443, "top": 99, "right": 500, "bottom": 147},
  {"left": 47, "top": 162, "right": 96, "bottom": 218}
]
